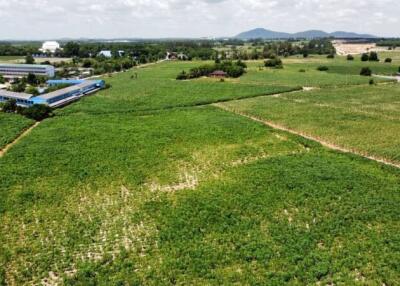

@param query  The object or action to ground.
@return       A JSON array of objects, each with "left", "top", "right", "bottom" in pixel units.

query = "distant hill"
[{"left": 236, "top": 28, "right": 376, "bottom": 40}]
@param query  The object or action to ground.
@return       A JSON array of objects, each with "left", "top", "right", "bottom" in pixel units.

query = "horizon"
[{"left": 1, "top": 0, "right": 399, "bottom": 40}]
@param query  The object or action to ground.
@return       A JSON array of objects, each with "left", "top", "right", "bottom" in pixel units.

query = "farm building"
[
  {"left": 0, "top": 64, "right": 55, "bottom": 78},
  {"left": 209, "top": 70, "right": 227, "bottom": 78},
  {"left": 0, "top": 80, "right": 105, "bottom": 108}
]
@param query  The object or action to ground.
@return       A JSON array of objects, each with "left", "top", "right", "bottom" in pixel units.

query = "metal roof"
[
  {"left": 0, "top": 63, "right": 53, "bottom": 69},
  {"left": 0, "top": 89, "right": 34, "bottom": 100},
  {"left": 38, "top": 80, "right": 99, "bottom": 100}
]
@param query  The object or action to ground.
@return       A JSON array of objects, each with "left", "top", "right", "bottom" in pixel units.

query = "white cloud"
[{"left": 0, "top": 0, "right": 399, "bottom": 39}]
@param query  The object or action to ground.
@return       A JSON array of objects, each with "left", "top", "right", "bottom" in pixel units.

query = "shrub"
[
  {"left": 2, "top": 99, "right": 17, "bottom": 113},
  {"left": 317, "top": 66, "right": 329, "bottom": 71},
  {"left": 299, "top": 69, "right": 306, "bottom": 73},
  {"left": 264, "top": 57, "right": 283, "bottom": 68},
  {"left": 176, "top": 71, "right": 188, "bottom": 80},
  {"left": 361, "top": 53, "right": 369, "bottom": 61},
  {"left": 327, "top": 54, "right": 335, "bottom": 59},
  {"left": 22, "top": 104, "right": 53, "bottom": 121},
  {"left": 368, "top": 51, "right": 379, "bottom": 61},
  {"left": 369, "top": 79, "right": 375, "bottom": 85},
  {"left": 347, "top": 54, "right": 354, "bottom": 61},
  {"left": 384, "top": 58, "right": 392, "bottom": 63},
  {"left": 360, "top": 67, "right": 372, "bottom": 76}
]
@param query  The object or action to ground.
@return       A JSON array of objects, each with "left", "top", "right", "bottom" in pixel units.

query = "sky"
[{"left": 0, "top": 0, "right": 399, "bottom": 39}]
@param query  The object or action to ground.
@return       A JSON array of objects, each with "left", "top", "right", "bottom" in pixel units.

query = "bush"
[
  {"left": 347, "top": 55, "right": 354, "bottom": 61},
  {"left": 369, "top": 79, "right": 375, "bottom": 85},
  {"left": 299, "top": 69, "right": 306, "bottom": 73},
  {"left": 327, "top": 54, "right": 335, "bottom": 59},
  {"left": 361, "top": 53, "right": 369, "bottom": 61},
  {"left": 264, "top": 57, "right": 283, "bottom": 68},
  {"left": 360, "top": 67, "right": 372, "bottom": 76},
  {"left": 385, "top": 58, "right": 392, "bottom": 63},
  {"left": 368, "top": 51, "right": 379, "bottom": 61},
  {"left": 176, "top": 71, "right": 188, "bottom": 80},
  {"left": 317, "top": 66, "right": 329, "bottom": 71},
  {"left": 2, "top": 99, "right": 17, "bottom": 113},
  {"left": 22, "top": 104, "right": 53, "bottom": 121}
]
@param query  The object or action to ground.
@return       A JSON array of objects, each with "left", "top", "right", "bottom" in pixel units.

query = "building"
[
  {"left": 209, "top": 70, "right": 227, "bottom": 78},
  {"left": 0, "top": 90, "right": 35, "bottom": 107},
  {"left": 98, "top": 50, "right": 112, "bottom": 58},
  {"left": 0, "top": 80, "right": 105, "bottom": 108},
  {"left": 39, "top": 41, "right": 61, "bottom": 54},
  {"left": 34, "top": 80, "right": 105, "bottom": 107},
  {"left": 0, "top": 64, "right": 55, "bottom": 78}
]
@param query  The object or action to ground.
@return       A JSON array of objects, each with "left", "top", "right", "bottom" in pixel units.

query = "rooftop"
[
  {"left": 37, "top": 80, "right": 100, "bottom": 100},
  {"left": 0, "top": 89, "right": 34, "bottom": 100}
]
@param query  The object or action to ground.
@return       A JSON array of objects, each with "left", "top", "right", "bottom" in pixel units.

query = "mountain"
[{"left": 235, "top": 28, "right": 376, "bottom": 39}]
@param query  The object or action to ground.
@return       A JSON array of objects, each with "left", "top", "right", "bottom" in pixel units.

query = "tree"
[
  {"left": 347, "top": 54, "right": 354, "bottom": 61},
  {"left": 368, "top": 51, "right": 379, "bottom": 61},
  {"left": 22, "top": 104, "right": 53, "bottom": 121},
  {"left": 317, "top": 66, "right": 329, "bottom": 71},
  {"left": 327, "top": 53, "right": 335, "bottom": 59},
  {"left": 264, "top": 57, "right": 283, "bottom": 68},
  {"left": 63, "top": 42, "right": 80, "bottom": 57},
  {"left": 360, "top": 67, "right": 372, "bottom": 76},
  {"left": 25, "top": 54, "right": 35, "bottom": 64},
  {"left": 27, "top": 73, "right": 37, "bottom": 85},
  {"left": 0, "top": 75, "right": 4, "bottom": 84},
  {"left": 384, "top": 58, "right": 392, "bottom": 63},
  {"left": 361, "top": 53, "right": 369, "bottom": 61},
  {"left": 26, "top": 86, "right": 39, "bottom": 96},
  {"left": 2, "top": 99, "right": 17, "bottom": 113}
]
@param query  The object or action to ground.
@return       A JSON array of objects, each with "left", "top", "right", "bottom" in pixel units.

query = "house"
[
  {"left": 0, "top": 63, "right": 55, "bottom": 78},
  {"left": 98, "top": 50, "right": 112, "bottom": 58},
  {"left": 209, "top": 70, "right": 227, "bottom": 78}
]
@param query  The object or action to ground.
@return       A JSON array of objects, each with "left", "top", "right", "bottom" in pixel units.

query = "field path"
[
  {"left": 214, "top": 103, "right": 400, "bottom": 169},
  {"left": 0, "top": 122, "right": 40, "bottom": 157}
]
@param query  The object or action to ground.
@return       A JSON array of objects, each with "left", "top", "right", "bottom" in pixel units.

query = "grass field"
[
  {"left": 220, "top": 84, "right": 400, "bottom": 164},
  {"left": 0, "top": 113, "right": 35, "bottom": 150},
  {"left": 0, "top": 56, "right": 24, "bottom": 63},
  {"left": 1, "top": 58, "right": 400, "bottom": 285}
]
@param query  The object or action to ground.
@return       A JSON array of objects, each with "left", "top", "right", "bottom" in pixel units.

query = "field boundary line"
[
  {"left": 214, "top": 104, "right": 400, "bottom": 169},
  {"left": 0, "top": 122, "right": 40, "bottom": 157}
]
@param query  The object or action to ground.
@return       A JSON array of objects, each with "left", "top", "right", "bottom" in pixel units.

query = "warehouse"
[
  {"left": 34, "top": 80, "right": 105, "bottom": 107},
  {"left": 0, "top": 80, "right": 105, "bottom": 108},
  {"left": 0, "top": 64, "right": 55, "bottom": 78}
]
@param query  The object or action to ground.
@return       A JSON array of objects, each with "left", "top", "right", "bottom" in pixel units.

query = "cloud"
[{"left": 0, "top": 0, "right": 399, "bottom": 39}]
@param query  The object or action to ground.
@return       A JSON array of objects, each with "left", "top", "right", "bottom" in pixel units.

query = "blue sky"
[{"left": 0, "top": 0, "right": 399, "bottom": 39}]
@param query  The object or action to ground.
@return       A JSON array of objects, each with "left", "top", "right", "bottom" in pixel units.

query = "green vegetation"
[
  {"left": 221, "top": 84, "right": 400, "bottom": 164},
  {"left": 0, "top": 113, "right": 34, "bottom": 149},
  {"left": 1, "top": 55, "right": 400, "bottom": 285},
  {"left": 176, "top": 61, "right": 247, "bottom": 80}
]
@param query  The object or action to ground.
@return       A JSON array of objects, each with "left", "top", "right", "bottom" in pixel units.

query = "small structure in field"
[{"left": 209, "top": 70, "right": 227, "bottom": 78}]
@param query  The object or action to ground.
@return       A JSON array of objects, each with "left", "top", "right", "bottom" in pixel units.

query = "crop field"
[
  {"left": 0, "top": 113, "right": 34, "bottom": 150},
  {"left": 220, "top": 84, "right": 400, "bottom": 165},
  {"left": 1, "top": 58, "right": 400, "bottom": 285}
]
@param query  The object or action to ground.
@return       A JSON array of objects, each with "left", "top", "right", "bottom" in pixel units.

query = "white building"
[
  {"left": 0, "top": 64, "right": 55, "bottom": 78},
  {"left": 39, "top": 41, "right": 61, "bottom": 54}
]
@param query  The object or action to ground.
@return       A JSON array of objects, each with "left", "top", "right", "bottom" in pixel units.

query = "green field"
[
  {"left": 0, "top": 56, "right": 24, "bottom": 63},
  {"left": 220, "top": 84, "right": 400, "bottom": 164},
  {"left": 0, "top": 113, "right": 35, "bottom": 150},
  {"left": 1, "top": 58, "right": 400, "bottom": 285}
]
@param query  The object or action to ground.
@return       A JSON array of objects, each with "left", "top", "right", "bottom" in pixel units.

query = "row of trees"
[{"left": 0, "top": 99, "right": 53, "bottom": 121}]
